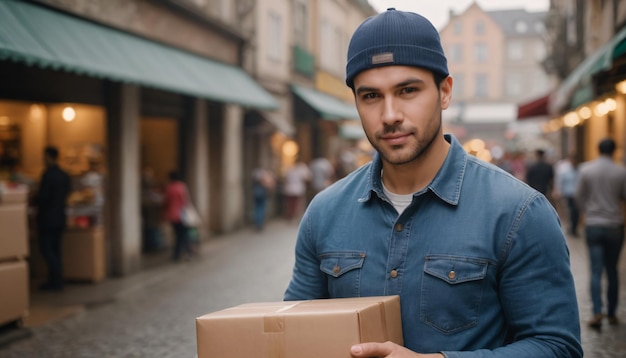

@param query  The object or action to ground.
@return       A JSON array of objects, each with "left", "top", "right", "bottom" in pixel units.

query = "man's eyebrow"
[{"left": 355, "top": 78, "right": 426, "bottom": 95}]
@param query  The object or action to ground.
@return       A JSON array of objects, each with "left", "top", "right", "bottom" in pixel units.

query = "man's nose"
[{"left": 381, "top": 97, "right": 402, "bottom": 126}]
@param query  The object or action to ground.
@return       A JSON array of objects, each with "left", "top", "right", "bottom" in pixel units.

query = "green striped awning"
[
  {"left": 0, "top": 0, "right": 277, "bottom": 109},
  {"left": 549, "top": 26, "right": 626, "bottom": 113},
  {"left": 291, "top": 85, "right": 359, "bottom": 120}
]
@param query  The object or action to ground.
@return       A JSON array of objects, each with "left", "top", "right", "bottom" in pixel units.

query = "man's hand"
[{"left": 350, "top": 341, "right": 445, "bottom": 358}]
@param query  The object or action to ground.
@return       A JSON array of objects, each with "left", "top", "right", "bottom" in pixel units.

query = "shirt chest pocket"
[
  {"left": 420, "top": 256, "right": 489, "bottom": 334},
  {"left": 319, "top": 252, "right": 366, "bottom": 298}
]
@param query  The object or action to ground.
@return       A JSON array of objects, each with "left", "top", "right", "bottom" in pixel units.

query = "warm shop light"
[
  {"left": 282, "top": 140, "right": 299, "bottom": 157},
  {"left": 468, "top": 138, "right": 485, "bottom": 153},
  {"left": 476, "top": 149, "right": 492, "bottom": 163},
  {"left": 30, "top": 104, "right": 44, "bottom": 120},
  {"left": 604, "top": 98, "right": 617, "bottom": 112},
  {"left": 616, "top": 80, "right": 626, "bottom": 94},
  {"left": 563, "top": 111, "right": 580, "bottom": 127},
  {"left": 594, "top": 102, "right": 609, "bottom": 116},
  {"left": 62, "top": 106, "right": 76, "bottom": 122},
  {"left": 544, "top": 118, "right": 562, "bottom": 132},
  {"left": 577, "top": 106, "right": 591, "bottom": 120}
]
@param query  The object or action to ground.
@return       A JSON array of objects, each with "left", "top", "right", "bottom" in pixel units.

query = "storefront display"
[
  {"left": 0, "top": 100, "right": 108, "bottom": 283},
  {"left": 0, "top": 182, "right": 30, "bottom": 326}
]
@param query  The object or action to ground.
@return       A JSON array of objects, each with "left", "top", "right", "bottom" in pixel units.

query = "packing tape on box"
[
  {"left": 261, "top": 299, "right": 391, "bottom": 356},
  {"left": 264, "top": 303, "right": 299, "bottom": 357}
]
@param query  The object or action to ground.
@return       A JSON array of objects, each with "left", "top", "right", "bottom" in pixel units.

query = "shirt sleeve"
[{"left": 284, "top": 206, "right": 329, "bottom": 300}]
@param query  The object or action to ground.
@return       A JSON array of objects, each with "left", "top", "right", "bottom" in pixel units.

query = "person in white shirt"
[{"left": 282, "top": 160, "right": 311, "bottom": 220}]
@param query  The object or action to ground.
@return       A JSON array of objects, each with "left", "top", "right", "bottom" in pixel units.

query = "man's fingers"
[{"left": 351, "top": 341, "right": 394, "bottom": 357}]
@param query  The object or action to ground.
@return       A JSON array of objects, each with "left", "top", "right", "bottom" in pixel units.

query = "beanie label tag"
[{"left": 371, "top": 53, "right": 394, "bottom": 64}]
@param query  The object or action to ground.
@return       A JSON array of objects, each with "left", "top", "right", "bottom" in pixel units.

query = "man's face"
[{"left": 353, "top": 66, "right": 452, "bottom": 166}]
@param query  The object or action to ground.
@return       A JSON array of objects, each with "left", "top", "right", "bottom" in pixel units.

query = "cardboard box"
[
  {"left": 62, "top": 227, "right": 106, "bottom": 282},
  {"left": 0, "top": 260, "right": 29, "bottom": 326},
  {"left": 0, "top": 203, "right": 29, "bottom": 261},
  {"left": 196, "top": 296, "right": 403, "bottom": 358},
  {"left": 0, "top": 182, "right": 29, "bottom": 205}
]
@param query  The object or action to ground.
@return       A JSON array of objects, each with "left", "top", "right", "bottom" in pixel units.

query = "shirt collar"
[{"left": 359, "top": 134, "right": 467, "bottom": 206}]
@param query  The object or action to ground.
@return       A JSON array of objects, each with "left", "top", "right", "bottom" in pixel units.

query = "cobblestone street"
[
  {"left": 0, "top": 220, "right": 624, "bottom": 357},
  {"left": 0, "top": 221, "right": 298, "bottom": 358}
]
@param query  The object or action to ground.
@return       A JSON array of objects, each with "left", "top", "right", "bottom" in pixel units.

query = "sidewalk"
[{"left": 21, "top": 226, "right": 238, "bottom": 330}]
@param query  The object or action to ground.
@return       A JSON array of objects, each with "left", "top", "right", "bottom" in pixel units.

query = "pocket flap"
[
  {"left": 424, "top": 256, "right": 488, "bottom": 284},
  {"left": 320, "top": 252, "right": 366, "bottom": 278}
]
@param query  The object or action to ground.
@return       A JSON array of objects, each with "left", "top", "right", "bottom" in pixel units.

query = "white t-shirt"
[{"left": 382, "top": 181, "right": 413, "bottom": 215}]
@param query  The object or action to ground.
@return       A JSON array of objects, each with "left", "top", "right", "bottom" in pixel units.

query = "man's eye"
[
  {"left": 401, "top": 87, "right": 418, "bottom": 94},
  {"left": 361, "top": 93, "right": 378, "bottom": 100}
]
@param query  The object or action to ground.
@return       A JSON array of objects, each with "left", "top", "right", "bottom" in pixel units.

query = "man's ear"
[{"left": 440, "top": 76, "right": 453, "bottom": 110}]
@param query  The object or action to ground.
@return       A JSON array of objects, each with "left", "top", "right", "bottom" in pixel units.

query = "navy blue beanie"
[{"left": 346, "top": 8, "right": 449, "bottom": 89}]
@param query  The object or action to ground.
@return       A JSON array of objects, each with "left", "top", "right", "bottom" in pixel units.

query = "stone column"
[
  {"left": 105, "top": 83, "right": 142, "bottom": 276},
  {"left": 221, "top": 104, "right": 244, "bottom": 232},
  {"left": 184, "top": 99, "right": 210, "bottom": 238}
]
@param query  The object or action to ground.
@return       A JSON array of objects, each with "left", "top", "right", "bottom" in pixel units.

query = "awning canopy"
[
  {"left": 549, "top": 26, "right": 626, "bottom": 114},
  {"left": 291, "top": 85, "right": 359, "bottom": 120},
  {"left": 517, "top": 94, "right": 549, "bottom": 120},
  {"left": 258, "top": 111, "right": 295, "bottom": 136},
  {"left": 0, "top": 0, "right": 277, "bottom": 110},
  {"left": 339, "top": 123, "right": 366, "bottom": 139}
]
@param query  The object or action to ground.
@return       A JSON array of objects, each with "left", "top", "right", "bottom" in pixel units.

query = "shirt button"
[
  {"left": 448, "top": 271, "right": 456, "bottom": 280},
  {"left": 394, "top": 223, "right": 403, "bottom": 232},
  {"left": 333, "top": 266, "right": 340, "bottom": 274},
  {"left": 390, "top": 269, "right": 398, "bottom": 278}
]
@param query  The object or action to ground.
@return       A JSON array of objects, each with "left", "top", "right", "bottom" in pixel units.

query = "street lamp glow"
[
  {"left": 594, "top": 102, "right": 608, "bottom": 116},
  {"left": 577, "top": 106, "right": 591, "bottom": 120},
  {"left": 563, "top": 112, "right": 580, "bottom": 127},
  {"left": 604, "top": 98, "right": 617, "bottom": 112}
]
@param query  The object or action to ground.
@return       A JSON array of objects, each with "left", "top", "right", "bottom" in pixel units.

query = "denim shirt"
[{"left": 284, "top": 135, "right": 582, "bottom": 358}]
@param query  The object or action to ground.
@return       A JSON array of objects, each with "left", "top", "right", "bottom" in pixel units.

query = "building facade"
[
  {"left": 0, "top": 0, "right": 374, "bottom": 280},
  {"left": 545, "top": 0, "right": 626, "bottom": 162},
  {"left": 0, "top": 0, "right": 277, "bottom": 277},
  {"left": 439, "top": 3, "right": 553, "bottom": 157}
]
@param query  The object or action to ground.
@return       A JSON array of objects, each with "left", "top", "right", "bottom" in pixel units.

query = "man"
[
  {"left": 525, "top": 148, "right": 554, "bottom": 196},
  {"left": 576, "top": 138, "right": 626, "bottom": 328},
  {"left": 37, "top": 146, "right": 71, "bottom": 291},
  {"left": 554, "top": 152, "right": 580, "bottom": 237},
  {"left": 309, "top": 156, "right": 335, "bottom": 196},
  {"left": 251, "top": 167, "right": 276, "bottom": 231},
  {"left": 284, "top": 9, "right": 582, "bottom": 358}
]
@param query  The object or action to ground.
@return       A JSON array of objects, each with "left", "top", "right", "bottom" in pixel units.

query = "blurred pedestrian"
[
  {"left": 554, "top": 152, "right": 580, "bottom": 237},
  {"left": 163, "top": 171, "right": 193, "bottom": 261},
  {"left": 525, "top": 148, "right": 554, "bottom": 197},
  {"left": 282, "top": 159, "right": 310, "bottom": 220},
  {"left": 309, "top": 156, "right": 335, "bottom": 196},
  {"left": 285, "top": 8, "right": 581, "bottom": 358},
  {"left": 251, "top": 167, "right": 275, "bottom": 231},
  {"left": 36, "top": 146, "right": 71, "bottom": 291},
  {"left": 576, "top": 138, "right": 626, "bottom": 328}
]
